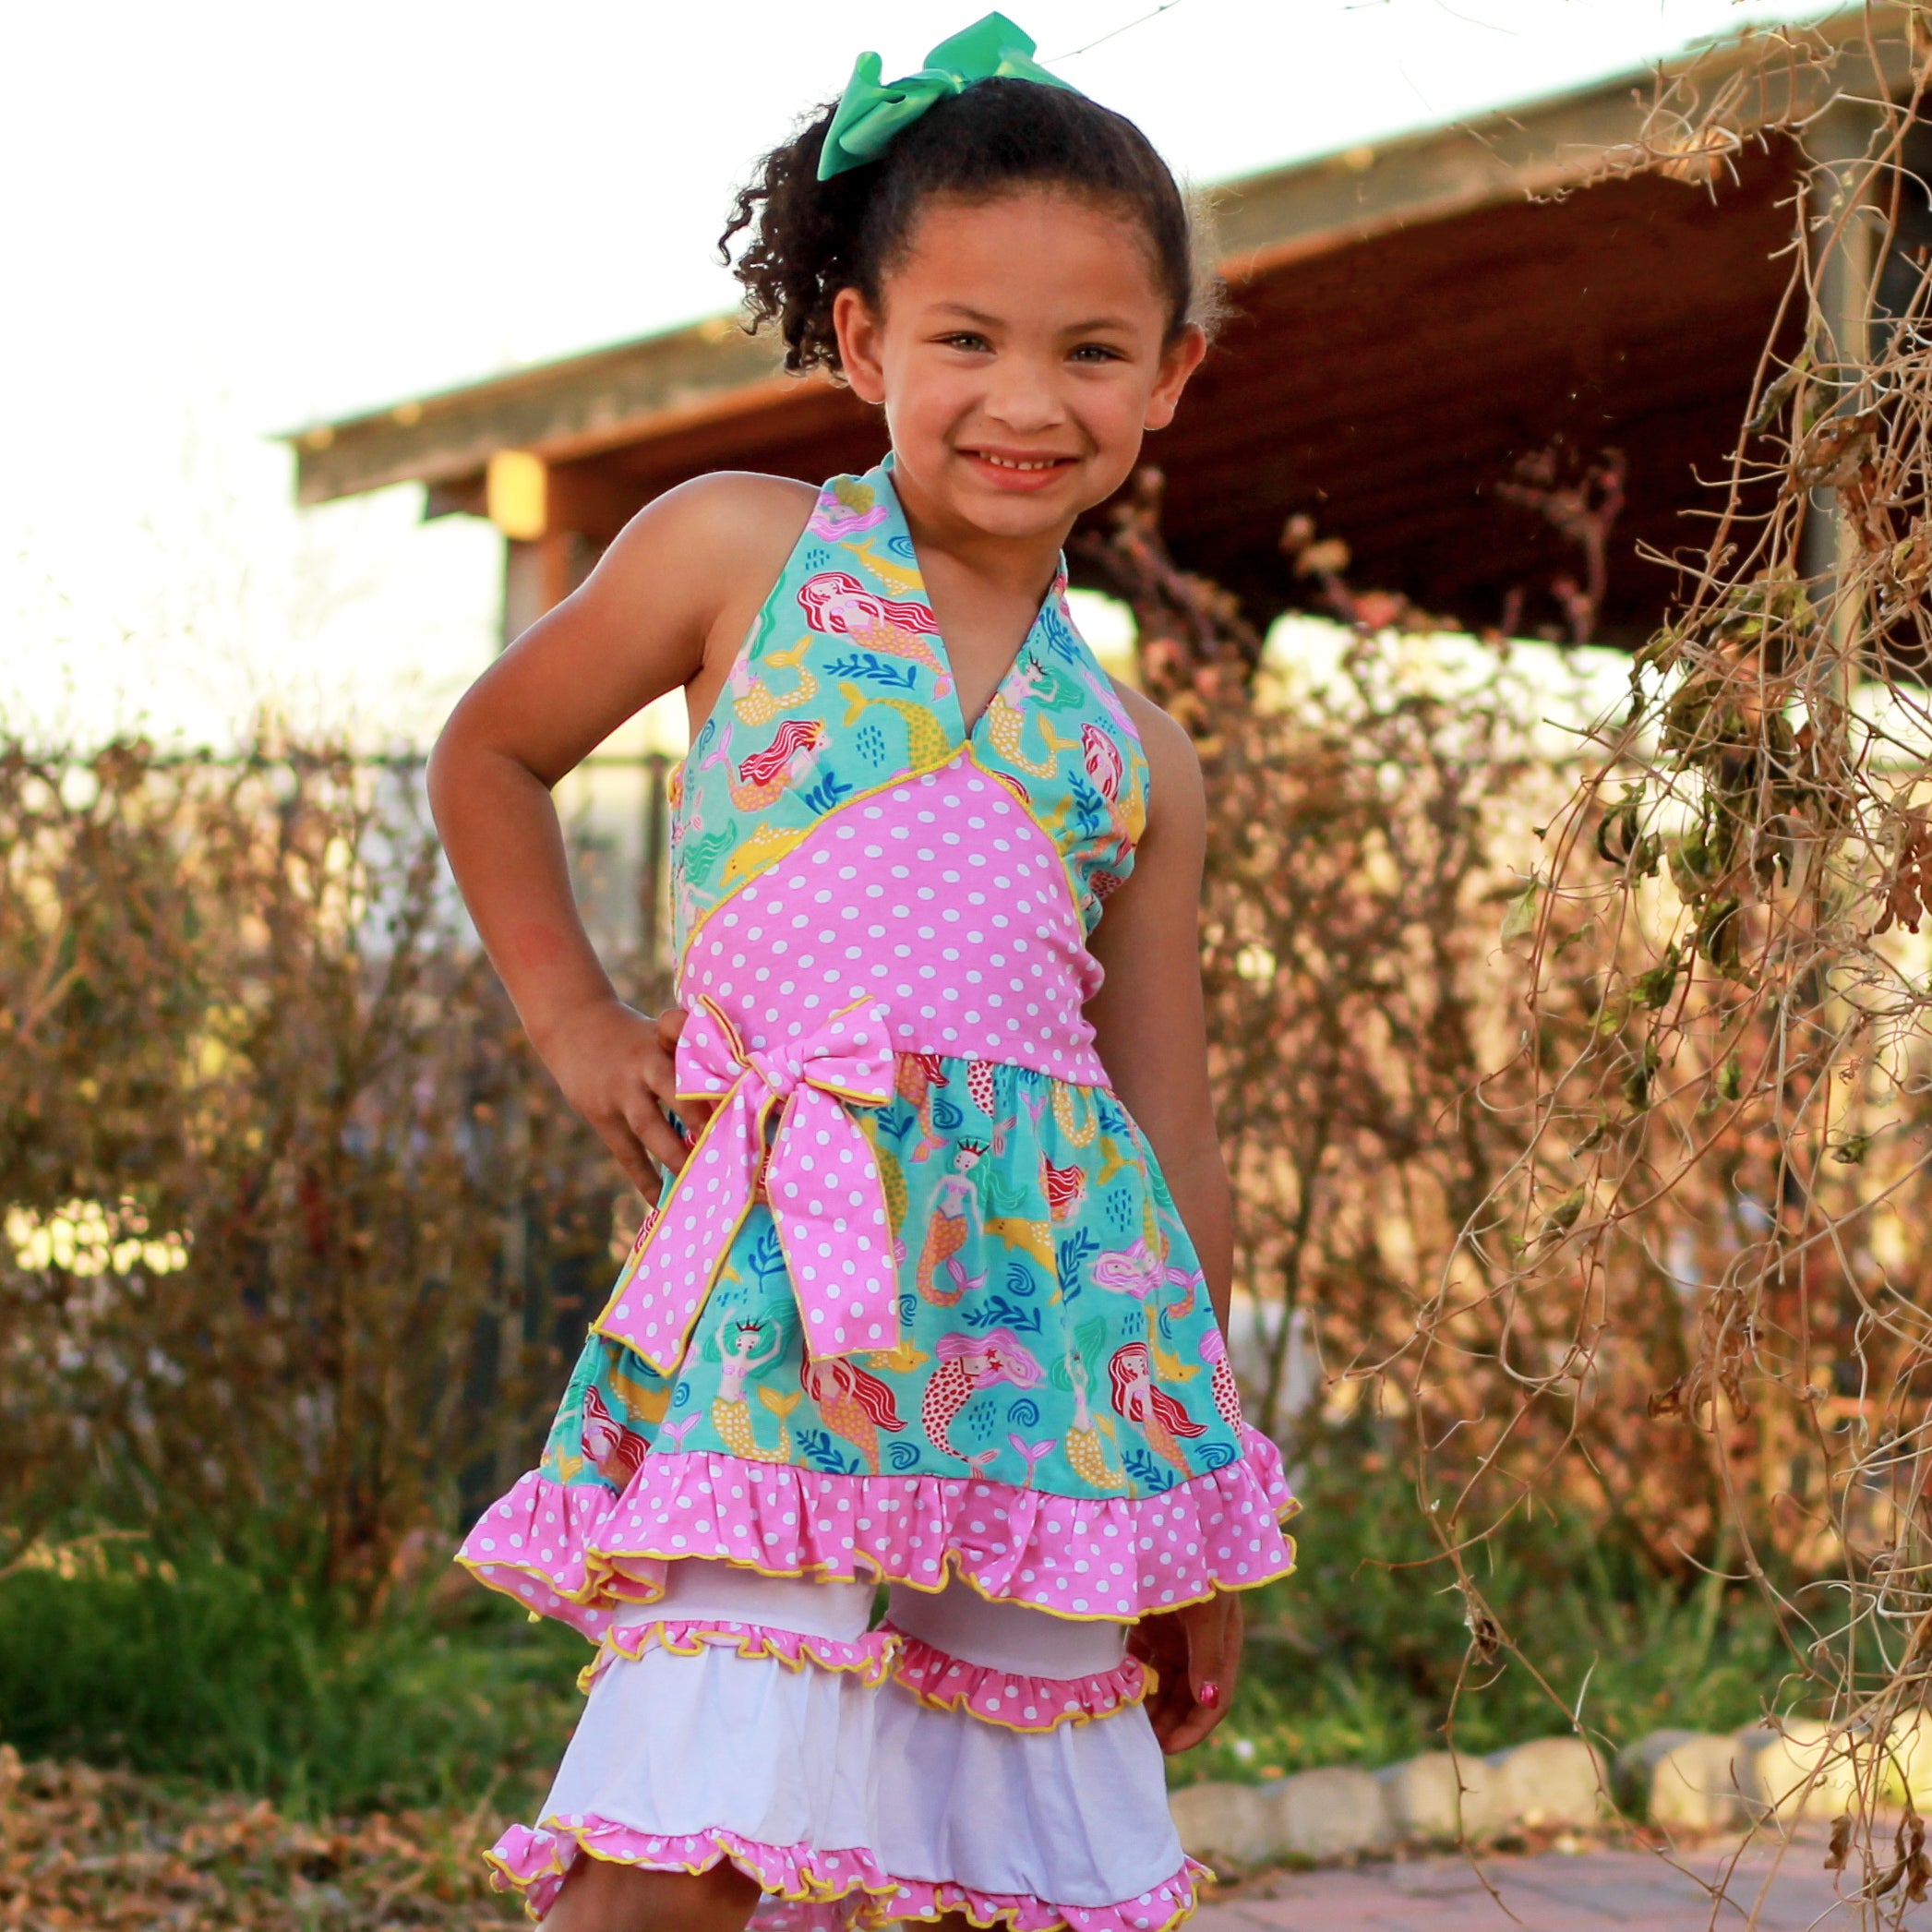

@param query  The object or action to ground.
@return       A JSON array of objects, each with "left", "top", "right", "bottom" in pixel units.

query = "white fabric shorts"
[{"left": 486, "top": 1559, "right": 1205, "bottom": 1931}]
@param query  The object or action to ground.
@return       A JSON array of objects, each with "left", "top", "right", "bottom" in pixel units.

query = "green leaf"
[
  {"left": 1632, "top": 946, "right": 1682, "bottom": 1012},
  {"left": 1501, "top": 878, "right": 1542, "bottom": 945}
]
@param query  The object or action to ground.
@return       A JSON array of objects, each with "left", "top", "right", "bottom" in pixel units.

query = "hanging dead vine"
[
  {"left": 1432, "top": 7, "right": 1932, "bottom": 1914},
  {"left": 1078, "top": 9, "right": 1932, "bottom": 1914}
]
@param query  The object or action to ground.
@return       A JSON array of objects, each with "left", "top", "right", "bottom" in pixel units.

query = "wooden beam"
[
  {"left": 284, "top": 6, "right": 1908, "bottom": 520},
  {"left": 1213, "top": 6, "right": 1895, "bottom": 281},
  {"left": 287, "top": 319, "right": 802, "bottom": 506}
]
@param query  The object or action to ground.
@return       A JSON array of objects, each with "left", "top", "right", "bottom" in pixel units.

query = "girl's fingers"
[
  {"left": 622, "top": 1087, "right": 689, "bottom": 1177},
  {"left": 654, "top": 1005, "right": 719, "bottom": 1137},
  {"left": 595, "top": 1111, "right": 665, "bottom": 1202},
  {"left": 1149, "top": 1597, "right": 1241, "bottom": 1756}
]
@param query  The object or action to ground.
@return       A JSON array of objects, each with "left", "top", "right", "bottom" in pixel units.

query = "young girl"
[{"left": 428, "top": 17, "right": 1298, "bottom": 1931}]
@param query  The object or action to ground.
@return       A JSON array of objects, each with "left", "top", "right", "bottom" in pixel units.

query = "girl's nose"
[{"left": 981, "top": 366, "right": 1065, "bottom": 435}]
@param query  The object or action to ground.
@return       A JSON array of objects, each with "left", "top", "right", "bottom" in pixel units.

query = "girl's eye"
[
  {"left": 940, "top": 332, "right": 990, "bottom": 353},
  {"left": 1070, "top": 343, "right": 1126, "bottom": 364}
]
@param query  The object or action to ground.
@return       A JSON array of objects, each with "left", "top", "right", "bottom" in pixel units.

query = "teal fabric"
[{"left": 818, "top": 12, "right": 1077, "bottom": 180}]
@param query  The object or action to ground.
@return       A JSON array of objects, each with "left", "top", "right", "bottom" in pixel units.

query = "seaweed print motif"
[
  {"left": 921, "top": 1328, "right": 1043, "bottom": 1470},
  {"left": 800, "top": 1356, "right": 906, "bottom": 1475},
  {"left": 895, "top": 1052, "right": 951, "bottom": 1162},
  {"left": 1108, "top": 1341, "right": 1206, "bottom": 1480}
]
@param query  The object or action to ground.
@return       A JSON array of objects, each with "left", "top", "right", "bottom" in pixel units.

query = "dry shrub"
[
  {"left": 0, "top": 738, "right": 631, "bottom": 1609},
  {"left": 1082, "top": 476, "right": 1737, "bottom": 1576},
  {"left": 0, "top": 1743, "right": 521, "bottom": 1927}
]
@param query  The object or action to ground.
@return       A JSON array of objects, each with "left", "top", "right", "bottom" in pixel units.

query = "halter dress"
[{"left": 459, "top": 459, "right": 1300, "bottom": 1928}]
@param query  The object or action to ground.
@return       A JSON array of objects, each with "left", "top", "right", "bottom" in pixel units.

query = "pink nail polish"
[{"left": 1197, "top": 1682, "right": 1220, "bottom": 1708}]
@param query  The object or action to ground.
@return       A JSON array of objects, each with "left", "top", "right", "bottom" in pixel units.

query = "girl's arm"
[
  {"left": 426, "top": 472, "right": 813, "bottom": 1195},
  {"left": 1084, "top": 689, "right": 1233, "bottom": 1334},
  {"left": 1086, "top": 685, "right": 1242, "bottom": 1756}
]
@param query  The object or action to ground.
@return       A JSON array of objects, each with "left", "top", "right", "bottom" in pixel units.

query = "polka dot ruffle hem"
[
  {"left": 485, "top": 1817, "right": 1209, "bottom": 1932},
  {"left": 882, "top": 1627, "right": 1151, "bottom": 1733},
  {"left": 576, "top": 1617, "right": 902, "bottom": 1695},
  {"left": 485, "top": 1819, "right": 894, "bottom": 1924},
  {"left": 856, "top": 1859, "right": 1213, "bottom": 1932},
  {"left": 458, "top": 1429, "right": 1298, "bottom": 1638}
]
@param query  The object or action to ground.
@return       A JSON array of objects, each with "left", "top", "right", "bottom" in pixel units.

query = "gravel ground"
[
  {"left": 0, "top": 1748, "right": 523, "bottom": 1929},
  {"left": 1200, "top": 1821, "right": 1895, "bottom": 1932}
]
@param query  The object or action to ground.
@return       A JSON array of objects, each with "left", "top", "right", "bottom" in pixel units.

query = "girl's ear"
[
  {"left": 1144, "top": 323, "right": 1207, "bottom": 433},
  {"left": 833, "top": 287, "right": 889, "bottom": 404}
]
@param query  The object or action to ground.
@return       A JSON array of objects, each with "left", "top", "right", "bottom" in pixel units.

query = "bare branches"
[{"left": 0, "top": 738, "right": 631, "bottom": 1613}]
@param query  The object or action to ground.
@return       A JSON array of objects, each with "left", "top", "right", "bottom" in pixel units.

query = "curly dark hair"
[{"left": 718, "top": 77, "right": 1211, "bottom": 376}]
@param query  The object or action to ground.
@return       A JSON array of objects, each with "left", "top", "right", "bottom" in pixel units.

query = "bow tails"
[{"left": 594, "top": 997, "right": 901, "bottom": 1374}]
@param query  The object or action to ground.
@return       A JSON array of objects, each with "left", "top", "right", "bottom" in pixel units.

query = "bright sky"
[{"left": 2, "top": 0, "right": 1839, "bottom": 751}]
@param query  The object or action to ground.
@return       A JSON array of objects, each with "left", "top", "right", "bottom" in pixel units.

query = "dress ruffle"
[
  {"left": 884, "top": 1629, "right": 1150, "bottom": 1733},
  {"left": 486, "top": 1818, "right": 894, "bottom": 1924},
  {"left": 579, "top": 1618, "right": 901, "bottom": 1694},
  {"left": 484, "top": 1818, "right": 1208, "bottom": 1932},
  {"left": 867, "top": 1859, "right": 1212, "bottom": 1932},
  {"left": 459, "top": 1427, "right": 1298, "bottom": 1635}
]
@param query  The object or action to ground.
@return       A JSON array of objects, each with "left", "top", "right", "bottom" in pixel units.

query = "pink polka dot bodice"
[{"left": 680, "top": 751, "right": 1110, "bottom": 1088}]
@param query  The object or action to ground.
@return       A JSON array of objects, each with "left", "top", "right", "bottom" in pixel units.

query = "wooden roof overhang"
[{"left": 285, "top": 8, "right": 1901, "bottom": 646}]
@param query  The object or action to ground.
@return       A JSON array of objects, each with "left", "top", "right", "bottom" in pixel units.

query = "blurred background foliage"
[{"left": 0, "top": 606, "right": 1808, "bottom": 1817}]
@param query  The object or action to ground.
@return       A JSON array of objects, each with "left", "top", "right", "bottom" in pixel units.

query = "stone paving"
[{"left": 1194, "top": 1829, "right": 1908, "bottom": 1931}]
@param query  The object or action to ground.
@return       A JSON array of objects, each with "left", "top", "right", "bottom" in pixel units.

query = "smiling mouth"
[{"left": 967, "top": 451, "right": 1074, "bottom": 472}]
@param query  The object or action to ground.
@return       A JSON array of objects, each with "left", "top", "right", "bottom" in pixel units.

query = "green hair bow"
[{"left": 817, "top": 12, "right": 1077, "bottom": 181}]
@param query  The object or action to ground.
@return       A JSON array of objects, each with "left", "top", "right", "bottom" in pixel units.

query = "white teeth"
[{"left": 978, "top": 453, "right": 1060, "bottom": 471}]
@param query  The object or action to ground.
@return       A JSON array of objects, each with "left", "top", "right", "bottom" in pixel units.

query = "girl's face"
[{"left": 833, "top": 191, "right": 1206, "bottom": 544}]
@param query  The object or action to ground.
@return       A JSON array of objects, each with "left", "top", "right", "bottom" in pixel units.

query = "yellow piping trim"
[
  {"left": 575, "top": 1619, "right": 901, "bottom": 1695},
  {"left": 960, "top": 740, "right": 1103, "bottom": 965},
  {"left": 598, "top": 988, "right": 900, "bottom": 1372},
  {"left": 678, "top": 746, "right": 977, "bottom": 973},
  {"left": 675, "top": 761, "right": 1120, "bottom": 1099},
  {"left": 590, "top": 1086, "right": 776, "bottom": 1373}
]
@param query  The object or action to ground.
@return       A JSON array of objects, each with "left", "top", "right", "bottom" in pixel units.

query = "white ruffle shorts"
[{"left": 486, "top": 1559, "right": 1206, "bottom": 1930}]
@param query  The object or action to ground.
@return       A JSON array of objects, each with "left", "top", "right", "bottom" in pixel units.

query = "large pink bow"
[{"left": 594, "top": 995, "right": 900, "bottom": 1373}]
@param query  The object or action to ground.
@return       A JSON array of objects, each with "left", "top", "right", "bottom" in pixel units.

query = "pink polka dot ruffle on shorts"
[
  {"left": 486, "top": 1819, "right": 895, "bottom": 1925},
  {"left": 882, "top": 1627, "right": 1151, "bottom": 1733},
  {"left": 578, "top": 1617, "right": 901, "bottom": 1693}
]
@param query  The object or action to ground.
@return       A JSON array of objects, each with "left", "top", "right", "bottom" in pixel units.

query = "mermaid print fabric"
[{"left": 460, "top": 460, "right": 1298, "bottom": 1629}]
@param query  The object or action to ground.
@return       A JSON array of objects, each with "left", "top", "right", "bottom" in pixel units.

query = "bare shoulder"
[
  {"left": 1109, "top": 678, "right": 1205, "bottom": 841},
  {"left": 600, "top": 470, "right": 816, "bottom": 584},
  {"left": 652, "top": 470, "right": 819, "bottom": 541}
]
